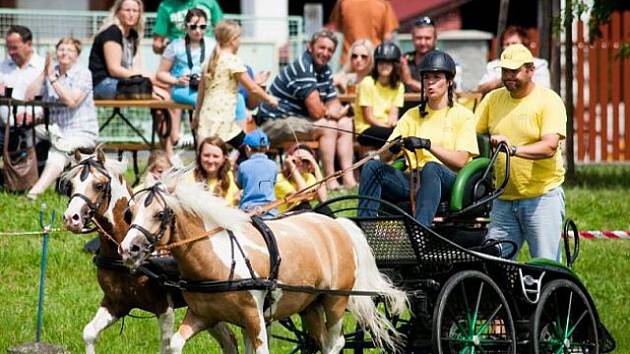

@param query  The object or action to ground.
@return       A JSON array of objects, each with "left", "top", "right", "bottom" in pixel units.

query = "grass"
[{"left": 1, "top": 164, "right": 629, "bottom": 353}]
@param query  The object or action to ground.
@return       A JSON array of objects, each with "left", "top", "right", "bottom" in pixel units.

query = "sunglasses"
[
  {"left": 351, "top": 53, "right": 369, "bottom": 60},
  {"left": 414, "top": 16, "right": 434, "bottom": 26},
  {"left": 188, "top": 24, "right": 207, "bottom": 30}
]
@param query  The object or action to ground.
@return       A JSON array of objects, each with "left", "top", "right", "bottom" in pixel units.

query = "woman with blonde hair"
[
  {"left": 192, "top": 20, "right": 278, "bottom": 148},
  {"left": 333, "top": 38, "right": 375, "bottom": 93},
  {"left": 89, "top": 0, "right": 145, "bottom": 99}
]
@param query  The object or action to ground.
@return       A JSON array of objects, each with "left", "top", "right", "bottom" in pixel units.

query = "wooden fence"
[{"left": 574, "top": 11, "right": 630, "bottom": 162}]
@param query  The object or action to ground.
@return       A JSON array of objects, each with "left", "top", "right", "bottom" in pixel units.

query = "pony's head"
[
  {"left": 119, "top": 182, "right": 175, "bottom": 269},
  {"left": 62, "top": 148, "right": 128, "bottom": 232}
]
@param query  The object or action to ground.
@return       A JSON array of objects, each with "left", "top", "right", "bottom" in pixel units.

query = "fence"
[{"left": 573, "top": 10, "right": 630, "bottom": 162}]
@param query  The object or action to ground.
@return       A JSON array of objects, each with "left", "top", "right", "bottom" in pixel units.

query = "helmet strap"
[{"left": 419, "top": 73, "right": 428, "bottom": 117}]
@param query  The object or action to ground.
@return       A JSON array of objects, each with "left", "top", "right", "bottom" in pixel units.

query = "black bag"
[
  {"left": 115, "top": 75, "right": 153, "bottom": 100},
  {"left": 3, "top": 117, "right": 39, "bottom": 192}
]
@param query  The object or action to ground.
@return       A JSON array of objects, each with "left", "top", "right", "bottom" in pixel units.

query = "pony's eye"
[
  {"left": 94, "top": 183, "right": 105, "bottom": 191},
  {"left": 155, "top": 211, "right": 164, "bottom": 220}
]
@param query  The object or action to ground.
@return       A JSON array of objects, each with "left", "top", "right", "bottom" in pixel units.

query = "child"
[
  {"left": 135, "top": 150, "right": 173, "bottom": 192},
  {"left": 192, "top": 20, "right": 278, "bottom": 149},
  {"left": 354, "top": 42, "right": 405, "bottom": 148},
  {"left": 237, "top": 129, "right": 277, "bottom": 216},
  {"left": 275, "top": 144, "right": 327, "bottom": 213}
]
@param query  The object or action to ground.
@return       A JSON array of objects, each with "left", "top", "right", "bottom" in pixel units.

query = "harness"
[{"left": 67, "top": 158, "right": 113, "bottom": 231}]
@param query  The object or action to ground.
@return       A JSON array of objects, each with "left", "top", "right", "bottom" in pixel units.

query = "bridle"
[
  {"left": 127, "top": 184, "right": 176, "bottom": 253},
  {"left": 67, "top": 157, "right": 113, "bottom": 231}
]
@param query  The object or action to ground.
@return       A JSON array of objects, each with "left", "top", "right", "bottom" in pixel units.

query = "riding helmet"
[
  {"left": 419, "top": 50, "right": 456, "bottom": 78},
  {"left": 373, "top": 42, "right": 401, "bottom": 61}
]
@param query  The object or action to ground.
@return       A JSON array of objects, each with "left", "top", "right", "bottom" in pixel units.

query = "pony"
[
  {"left": 62, "top": 150, "right": 237, "bottom": 354},
  {"left": 119, "top": 179, "right": 408, "bottom": 354}
]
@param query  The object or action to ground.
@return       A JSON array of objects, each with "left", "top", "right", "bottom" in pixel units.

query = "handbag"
[
  {"left": 2, "top": 104, "right": 39, "bottom": 192},
  {"left": 115, "top": 75, "right": 153, "bottom": 100}
]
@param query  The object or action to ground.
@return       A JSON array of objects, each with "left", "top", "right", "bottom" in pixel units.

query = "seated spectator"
[
  {"left": 135, "top": 150, "right": 173, "bottom": 191},
  {"left": 184, "top": 136, "right": 239, "bottom": 206},
  {"left": 401, "top": 16, "right": 437, "bottom": 93},
  {"left": 358, "top": 50, "right": 478, "bottom": 226},
  {"left": 276, "top": 143, "right": 327, "bottom": 213},
  {"left": 192, "top": 20, "right": 277, "bottom": 148},
  {"left": 237, "top": 129, "right": 277, "bottom": 216},
  {"left": 257, "top": 29, "right": 356, "bottom": 190},
  {"left": 333, "top": 39, "right": 374, "bottom": 94},
  {"left": 156, "top": 8, "right": 216, "bottom": 107},
  {"left": 0, "top": 25, "right": 45, "bottom": 130},
  {"left": 24, "top": 37, "right": 99, "bottom": 200},
  {"left": 354, "top": 42, "right": 404, "bottom": 149},
  {"left": 89, "top": 0, "right": 146, "bottom": 99},
  {"left": 476, "top": 25, "right": 550, "bottom": 95}
]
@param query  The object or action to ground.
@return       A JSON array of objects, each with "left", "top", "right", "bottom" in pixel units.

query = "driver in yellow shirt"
[{"left": 476, "top": 44, "right": 567, "bottom": 261}]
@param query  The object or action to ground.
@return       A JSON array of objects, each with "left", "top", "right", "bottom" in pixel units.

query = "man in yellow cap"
[{"left": 475, "top": 44, "right": 567, "bottom": 261}]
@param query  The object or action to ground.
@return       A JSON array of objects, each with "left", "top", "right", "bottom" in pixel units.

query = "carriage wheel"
[
  {"left": 433, "top": 270, "right": 516, "bottom": 354},
  {"left": 532, "top": 279, "right": 599, "bottom": 354}
]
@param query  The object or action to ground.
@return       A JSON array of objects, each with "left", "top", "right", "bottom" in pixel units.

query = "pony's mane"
[{"left": 159, "top": 166, "right": 249, "bottom": 232}]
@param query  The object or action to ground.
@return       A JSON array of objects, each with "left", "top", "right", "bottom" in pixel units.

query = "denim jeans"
[
  {"left": 488, "top": 187, "right": 565, "bottom": 261},
  {"left": 93, "top": 77, "right": 119, "bottom": 99},
  {"left": 358, "top": 160, "right": 456, "bottom": 226}
]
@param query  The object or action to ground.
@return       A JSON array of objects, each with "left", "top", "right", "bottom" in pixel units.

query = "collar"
[
  {"left": 7, "top": 52, "right": 44, "bottom": 69},
  {"left": 249, "top": 152, "right": 269, "bottom": 160},
  {"left": 303, "top": 50, "right": 330, "bottom": 74}
]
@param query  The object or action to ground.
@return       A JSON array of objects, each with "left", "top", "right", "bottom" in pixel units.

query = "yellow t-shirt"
[
  {"left": 354, "top": 76, "right": 405, "bottom": 133},
  {"left": 475, "top": 85, "right": 566, "bottom": 200},
  {"left": 183, "top": 169, "right": 240, "bottom": 207},
  {"left": 389, "top": 103, "right": 479, "bottom": 170},
  {"left": 275, "top": 172, "right": 318, "bottom": 213}
]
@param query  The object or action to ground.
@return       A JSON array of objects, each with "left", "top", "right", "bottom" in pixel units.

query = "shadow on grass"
[{"left": 565, "top": 164, "right": 630, "bottom": 189}]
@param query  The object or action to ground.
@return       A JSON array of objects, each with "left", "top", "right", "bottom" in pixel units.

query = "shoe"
[{"left": 25, "top": 191, "right": 38, "bottom": 201}]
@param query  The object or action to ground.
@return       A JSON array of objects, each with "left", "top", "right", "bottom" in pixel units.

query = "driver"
[{"left": 358, "top": 50, "right": 478, "bottom": 227}]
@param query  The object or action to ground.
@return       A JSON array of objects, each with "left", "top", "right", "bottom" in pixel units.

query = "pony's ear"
[
  {"left": 96, "top": 146, "right": 106, "bottom": 164},
  {"left": 163, "top": 174, "right": 178, "bottom": 194},
  {"left": 73, "top": 150, "right": 83, "bottom": 163},
  {"left": 144, "top": 172, "right": 157, "bottom": 187}
]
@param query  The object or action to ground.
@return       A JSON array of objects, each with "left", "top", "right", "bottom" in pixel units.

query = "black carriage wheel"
[
  {"left": 433, "top": 270, "right": 516, "bottom": 354},
  {"left": 532, "top": 279, "right": 599, "bottom": 354}
]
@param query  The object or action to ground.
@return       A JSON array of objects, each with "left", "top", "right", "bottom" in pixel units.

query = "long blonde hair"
[
  {"left": 342, "top": 38, "right": 375, "bottom": 74},
  {"left": 97, "top": 0, "right": 145, "bottom": 46},
  {"left": 205, "top": 20, "right": 241, "bottom": 80}
]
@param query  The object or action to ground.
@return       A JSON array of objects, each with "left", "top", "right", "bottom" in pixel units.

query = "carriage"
[{"left": 63, "top": 139, "right": 615, "bottom": 354}]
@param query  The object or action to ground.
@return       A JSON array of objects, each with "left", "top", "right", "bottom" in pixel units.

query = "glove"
[
  {"left": 403, "top": 137, "right": 431, "bottom": 151},
  {"left": 388, "top": 140, "right": 403, "bottom": 154}
]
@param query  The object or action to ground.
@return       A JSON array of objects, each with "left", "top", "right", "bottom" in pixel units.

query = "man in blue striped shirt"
[{"left": 256, "top": 29, "right": 356, "bottom": 189}]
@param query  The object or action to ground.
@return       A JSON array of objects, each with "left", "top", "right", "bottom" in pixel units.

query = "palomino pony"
[
  {"left": 62, "top": 150, "right": 237, "bottom": 354},
  {"left": 119, "top": 180, "right": 408, "bottom": 354}
]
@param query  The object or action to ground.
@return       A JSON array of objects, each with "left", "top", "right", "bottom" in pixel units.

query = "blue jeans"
[
  {"left": 171, "top": 86, "right": 198, "bottom": 107},
  {"left": 488, "top": 187, "right": 565, "bottom": 261},
  {"left": 358, "top": 160, "right": 456, "bottom": 226},
  {"left": 93, "top": 77, "right": 118, "bottom": 99}
]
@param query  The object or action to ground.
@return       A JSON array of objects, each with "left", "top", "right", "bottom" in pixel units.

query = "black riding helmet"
[
  {"left": 419, "top": 50, "right": 456, "bottom": 78},
  {"left": 374, "top": 42, "right": 401, "bottom": 61}
]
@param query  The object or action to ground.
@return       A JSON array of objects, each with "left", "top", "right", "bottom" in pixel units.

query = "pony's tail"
[{"left": 335, "top": 218, "right": 409, "bottom": 352}]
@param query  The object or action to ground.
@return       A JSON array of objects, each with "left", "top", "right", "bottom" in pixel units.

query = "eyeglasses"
[
  {"left": 414, "top": 16, "right": 434, "bottom": 27},
  {"left": 188, "top": 24, "right": 207, "bottom": 30},
  {"left": 351, "top": 53, "right": 368, "bottom": 60}
]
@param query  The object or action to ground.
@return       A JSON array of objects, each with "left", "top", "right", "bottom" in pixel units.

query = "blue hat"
[{"left": 242, "top": 129, "right": 270, "bottom": 148}]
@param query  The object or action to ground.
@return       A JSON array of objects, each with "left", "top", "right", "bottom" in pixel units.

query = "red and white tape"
[{"left": 567, "top": 231, "right": 630, "bottom": 240}]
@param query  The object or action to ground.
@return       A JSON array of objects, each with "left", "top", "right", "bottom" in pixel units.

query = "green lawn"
[{"left": 1, "top": 164, "right": 629, "bottom": 353}]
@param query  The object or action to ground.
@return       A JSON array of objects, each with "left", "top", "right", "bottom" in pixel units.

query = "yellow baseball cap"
[{"left": 499, "top": 44, "right": 534, "bottom": 69}]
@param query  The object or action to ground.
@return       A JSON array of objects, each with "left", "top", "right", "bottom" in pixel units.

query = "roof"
[{"left": 389, "top": 0, "right": 473, "bottom": 23}]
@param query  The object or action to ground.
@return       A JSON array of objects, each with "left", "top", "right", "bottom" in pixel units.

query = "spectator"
[
  {"left": 328, "top": 0, "right": 399, "bottom": 65},
  {"left": 257, "top": 29, "right": 356, "bottom": 190},
  {"left": 276, "top": 143, "right": 327, "bottom": 213},
  {"left": 152, "top": 0, "right": 223, "bottom": 55},
  {"left": 358, "top": 50, "right": 478, "bottom": 226},
  {"left": 24, "top": 37, "right": 99, "bottom": 200},
  {"left": 333, "top": 38, "right": 374, "bottom": 94},
  {"left": 354, "top": 42, "right": 404, "bottom": 149},
  {"left": 192, "top": 20, "right": 277, "bottom": 148},
  {"left": 0, "top": 25, "right": 45, "bottom": 136},
  {"left": 89, "top": 0, "right": 146, "bottom": 100},
  {"left": 157, "top": 8, "right": 216, "bottom": 107},
  {"left": 476, "top": 44, "right": 566, "bottom": 261},
  {"left": 184, "top": 136, "right": 239, "bottom": 206},
  {"left": 135, "top": 150, "right": 173, "bottom": 191},
  {"left": 237, "top": 129, "right": 277, "bottom": 216},
  {"left": 476, "top": 25, "right": 550, "bottom": 95},
  {"left": 401, "top": 16, "right": 437, "bottom": 93}
]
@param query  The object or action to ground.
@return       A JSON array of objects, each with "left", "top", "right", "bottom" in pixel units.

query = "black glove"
[
  {"left": 388, "top": 140, "right": 403, "bottom": 154},
  {"left": 403, "top": 136, "right": 431, "bottom": 151}
]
